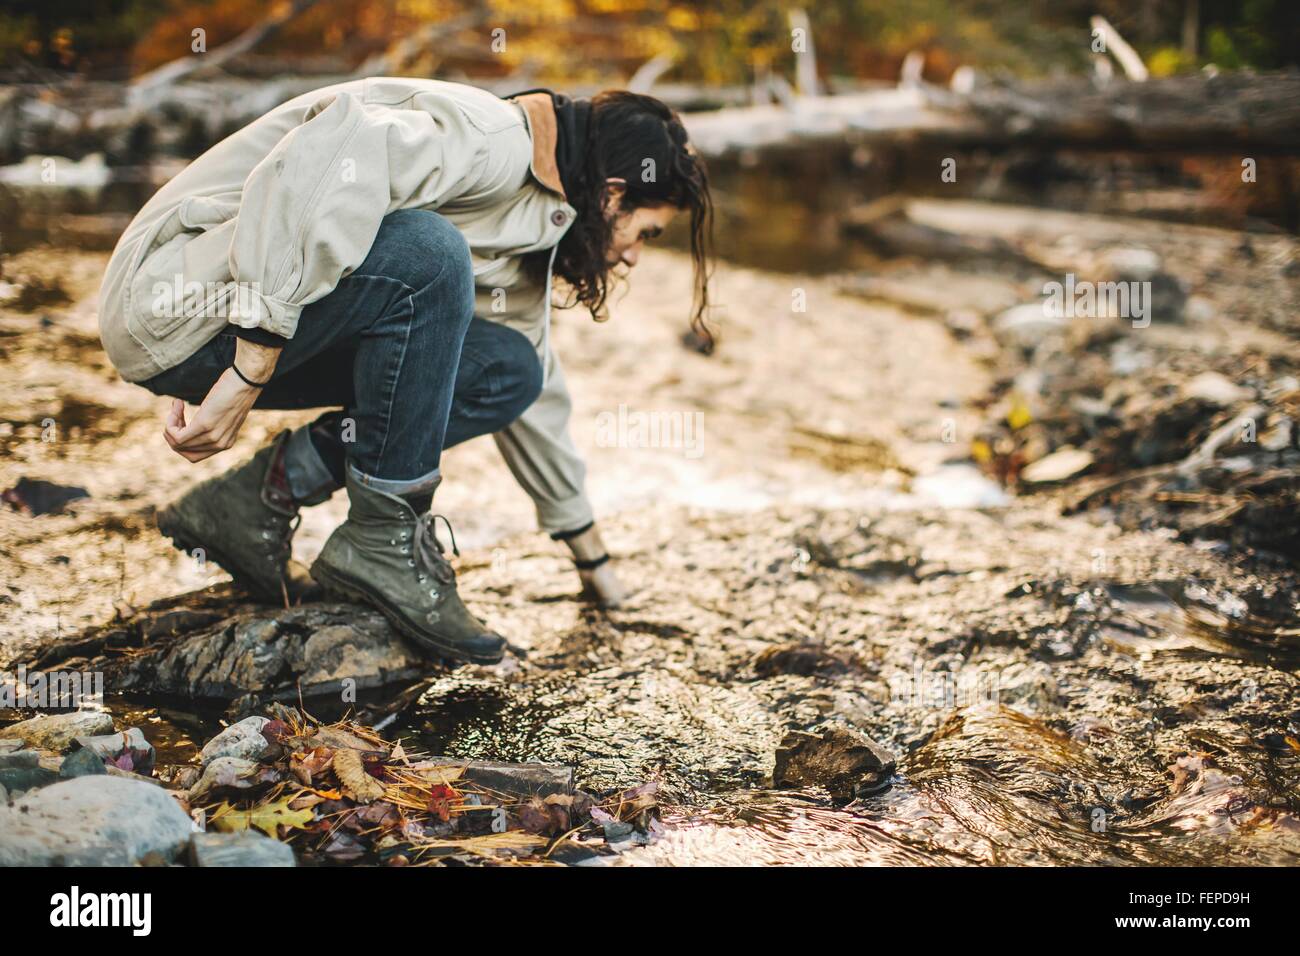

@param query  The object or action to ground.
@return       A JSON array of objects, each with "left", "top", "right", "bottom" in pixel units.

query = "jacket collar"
[{"left": 508, "top": 92, "right": 567, "bottom": 201}]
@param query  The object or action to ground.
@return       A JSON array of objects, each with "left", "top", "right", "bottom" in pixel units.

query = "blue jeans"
[{"left": 141, "top": 209, "right": 543, "bottom": 499}]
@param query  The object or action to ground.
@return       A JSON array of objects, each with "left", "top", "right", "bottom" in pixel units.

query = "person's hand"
[
  {"left": 563, "top": 523, "right": 629, "bottom": 608},
  {"left": 164, "top": 338, "right": 279, "bottom": 462},
  {"left": 164, "top": 372, "right": 259, "bottom": 462}
]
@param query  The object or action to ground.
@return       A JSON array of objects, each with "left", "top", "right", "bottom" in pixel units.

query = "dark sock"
[
  {"left": 403, "top": 492, "right": 433, "bottom": 515},
  {"left": 307, "top": 411, "right": 349, "bottom": 488}
]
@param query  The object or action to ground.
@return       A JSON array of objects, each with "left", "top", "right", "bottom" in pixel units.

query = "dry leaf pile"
[{"left": 179, "top": 704, "right": 663, "bottom": 866}]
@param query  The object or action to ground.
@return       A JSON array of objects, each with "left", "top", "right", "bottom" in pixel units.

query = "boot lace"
[
  {"left": 263, "top": 511, "right": 300, "bottom": 564},
  {"left": 413, "top": 513, "right": 459, "bottom": 586}
]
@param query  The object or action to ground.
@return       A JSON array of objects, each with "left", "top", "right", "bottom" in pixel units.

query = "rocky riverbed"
[{"left": 2, "top": 203, "right": 1298, "bottom": 865}]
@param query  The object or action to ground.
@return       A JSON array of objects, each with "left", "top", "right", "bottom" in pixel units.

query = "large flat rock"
[
  {"left": 0, "top": 775, "right": 195, "bottom": 866},
  {"left": 18, "top": 591, "right": 432, "bottom": 706}
]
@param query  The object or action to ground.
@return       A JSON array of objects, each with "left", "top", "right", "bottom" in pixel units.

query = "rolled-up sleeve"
[{"left": 228, "top": 91, "right": 487, "bottom": 339}]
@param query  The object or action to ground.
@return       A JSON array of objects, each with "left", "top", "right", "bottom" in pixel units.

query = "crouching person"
[{"left": 96, "top": 79, "right": 714, "bottom": 664}]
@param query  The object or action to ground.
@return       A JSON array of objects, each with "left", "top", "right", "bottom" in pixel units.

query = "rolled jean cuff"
[
  {"left": 284, "top": 424, "right": 340, "bottom": 505},
  {"left": 347, "top": 461, "right": 442, "bottom": 498}
]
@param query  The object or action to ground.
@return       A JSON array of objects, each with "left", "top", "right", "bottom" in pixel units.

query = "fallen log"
[
  {"left": 5, "top": 70, "right": 1296, "bottom": 167},
  {"left": 954, "top": 71, "right": 1300, "bottom": 154}
]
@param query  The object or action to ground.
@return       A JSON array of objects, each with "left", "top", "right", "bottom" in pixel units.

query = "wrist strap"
[
  {"left": 574, "top": 553, "right": 610, "bottom": 571},
  {"left": 231, "top": 363, "right": 272, "bottom": 388}
]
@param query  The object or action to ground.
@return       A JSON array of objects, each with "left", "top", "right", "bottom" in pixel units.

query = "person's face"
[{"left": 602, "top": 178, "right": 679, "bottom": 269}]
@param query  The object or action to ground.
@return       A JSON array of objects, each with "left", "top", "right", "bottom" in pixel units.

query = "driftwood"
[
  {"left": 348, "top": 9, "right": 492, "bottom": 79},
  {"left": 953, "top": 71, "right": 1300, "bottom": 154},
  {"left": 1, "top": 69, "right": 1297, "bottom": 167},
  {"left": 843, "top": 199, "right": 1048, "bottom": 270},
  {"left": 130, "top": 0, "right": 326, "bottom": 102},
  {"left": 1090, "top": 15, "right": 1149, "bottom": 82}
]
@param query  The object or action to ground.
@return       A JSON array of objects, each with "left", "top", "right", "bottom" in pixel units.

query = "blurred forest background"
[{"left": 5, "top": 0, "right": 1299, "bottom": 84}]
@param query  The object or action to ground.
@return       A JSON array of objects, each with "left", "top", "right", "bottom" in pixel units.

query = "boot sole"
[
  {"left": 157, "top": 505, "right": 283, "bottom": 603},
  {"left": 310, "top": 562, "right": 505, "bottom": 665}
]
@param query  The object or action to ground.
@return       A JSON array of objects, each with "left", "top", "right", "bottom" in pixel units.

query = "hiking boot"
[
  {"left": 310, "top": 472, "right": 506, "bottom": 664},
  {"left": 157, "top": 430, "right": 315, "bottom": 603}
]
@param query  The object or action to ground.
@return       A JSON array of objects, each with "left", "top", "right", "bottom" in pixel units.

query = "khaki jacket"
[{"left": 98, "top": 78, "right": 592, "bottom": 532}]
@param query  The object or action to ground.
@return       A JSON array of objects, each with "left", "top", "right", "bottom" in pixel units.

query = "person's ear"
[{"left": 603, "top": 177, "right": 627, "bottom": 215}]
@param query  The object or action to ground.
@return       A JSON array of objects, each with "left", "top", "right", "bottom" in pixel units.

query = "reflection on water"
[
  {"left": 1103, "top": 582, "right": 1300, "bottom": 669},
  {"left": 620, "top": 706, "right": 1300, "bottom": 867}
]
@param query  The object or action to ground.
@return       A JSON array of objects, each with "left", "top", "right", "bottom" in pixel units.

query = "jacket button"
[{"left": 551, "top": 210, "right": 568, "bottom": 226}]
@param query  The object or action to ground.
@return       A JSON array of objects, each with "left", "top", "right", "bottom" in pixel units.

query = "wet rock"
[
  {"left": 0, "top": 776, "right": 194, "bottom": 866},
  {"left": 1099, "top": 247, "right": 1162, "bottom": 281},
  {"left": 140, "top": 608, "right": 227, "bottom": 640},
  {"left": 1099, "top": 248, "right": 1187, "bottom": 322},
  {"left": 1, "top": 477, "right": 89, "bottom": 516},
  {"left": 795, "top": 515, "right": 920, "bottom": 579},
  {"left": 1021, "top": 445, "right": 1094, "bottom": 484},
  {"left": 1181, "top": 372, "right": 1252, "bottom": 407},
  {"left": 0, "top": 710, "right": 114, "bottom": 751},
  {"left": 188, "top": 756, "right": 261, "bottom": 803},
  {"left": 0, "top": 749, "right": 39, "bottom": 770},
  {"left": 299, "top": 624, "right": 421, "bottom": 687},
  {"left": 753, "top": 641, "right": 860, "bottom": 678},
  {"left": 993, "top": 301, "right": 1067, "bottom": 349},
  {"left": 110, "top": 603, "right": 427, "bottom": 702},
  {"left": 74, "top": 727, "right": 155, "bottom": 775},
  {"left": 188, "top": 831, "right": 296, "bottom": 867},
  {"left": 414, "top": 758, "right": 575, "bottom": 800},
  {"left": 199, "top": 716, "right": 272, "bottom": 767},
  {"left": 1183, "top": 296, "right": 1215, "bottom": 323},
  {"left": 59, "top": 746, "right": 108, "bottom": 778},
  {"left": 913, "top": 463, "right": 1010, "bottom": 508},
  {"left": 773, "top": 724, "right": 897, "bottom": 800},
  {"left": 157, "top": 764, "right": 202, "bottom": 791},
  {"left": 0, "top": 764, "right": 59, "bottom": 795}
]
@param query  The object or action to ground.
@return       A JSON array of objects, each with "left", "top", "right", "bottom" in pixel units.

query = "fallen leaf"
[
  {"left": 614, "top": 781, "right": 659, "bottom": 819},
  {"left": 517, "top": 796, "right": 569, "bottom": 836},
  {"left": 355, "top": 802, "right": 400, "bottom": 828},
  {"left": 311, "top": 726, "right": 385, "bottom": 754},
  {"left": 334, "top": 748, "right": 386, "bottom": 804},
  {"left": 427, "top": 784, "right": 458, "bottom": 822},
  {"left": 412, "top": 764, "right": 464, "bottom": 786},
  {"left": 210, "top": 796, "right": 314, "bottom": 839},
  {"left": 261, "top": 720, "right": 290, "bottom": 745}
]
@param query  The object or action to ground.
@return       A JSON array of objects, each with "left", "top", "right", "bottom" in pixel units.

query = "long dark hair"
[{"left": 544, "top": 91, "right": 715, "bottom": 353}]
